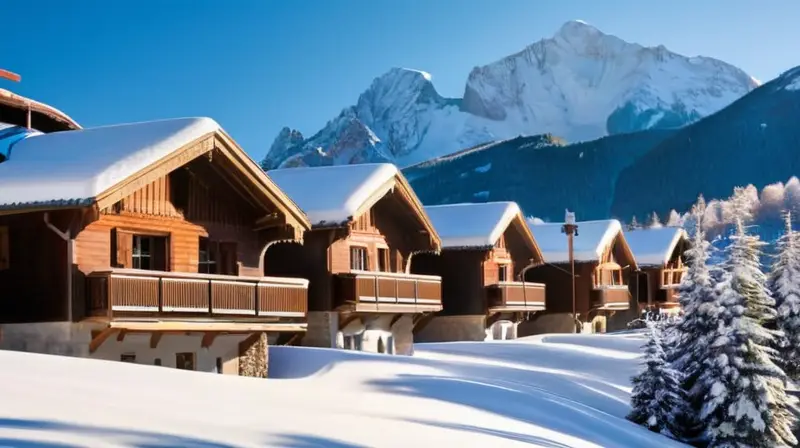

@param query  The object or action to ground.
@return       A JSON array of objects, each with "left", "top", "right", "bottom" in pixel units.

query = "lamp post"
[{"left": 561, "top": 210, "right": 579, "bottom": 333}]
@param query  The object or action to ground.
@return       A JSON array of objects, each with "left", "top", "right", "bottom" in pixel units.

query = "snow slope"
[
  {"left": 0, "top": 333, "right": 687, "bottom": 447},
  {"left": 262, "top": 20, "right": 757, "bottom": 170}
]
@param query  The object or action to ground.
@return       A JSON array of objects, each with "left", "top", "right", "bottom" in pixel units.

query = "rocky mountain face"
[
  {"left": 262, "top": 20, "right": 758, "bottom": 170},
  {"left": 406, "top": 64, "right": 800, "bottom": 230}
]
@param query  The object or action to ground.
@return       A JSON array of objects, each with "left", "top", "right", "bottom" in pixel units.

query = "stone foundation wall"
[
  {"left": 517, "top": 313, "right": 577, "bottom": 336},
  {"left": 303, "top": 311, "right": 338, "bottom": 348},
  {"left": 414, "top": 315, "right": 487, "bottom": 342},
  {"left": 238, "top": 332, "right": 269, "bottom": 378}
]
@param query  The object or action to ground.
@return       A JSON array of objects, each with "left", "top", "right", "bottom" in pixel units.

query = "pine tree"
[
  {"left": 649, "top": 211, "right": 663, "bottom": 228},
  {"left": 629, "top": 215, "right": 642, "bottom": 231},
  {"left": 769, "top": 212, "right": 800, "bottom": 382},
  {"left": 668, "top": 195, "right": 725, "bottom": 442},
  {"left": 699, "top": 219, "right": 797, "bottom": 447},
  {"left": 628, "top": 322, "right": 688, "bottom": 438},
  {"left": 666, "top": 209, "right": 683, "bottom": 227}
]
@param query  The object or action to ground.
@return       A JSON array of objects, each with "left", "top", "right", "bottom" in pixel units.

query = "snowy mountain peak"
[{"left": 263, "top": 22, "right": 759, "bottom": 170}]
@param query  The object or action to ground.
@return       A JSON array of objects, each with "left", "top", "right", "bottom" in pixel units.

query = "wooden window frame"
[
  {"left": 0, "top": 225, "right": 8, "bottom": 271},
  {"left": 497, "top": 263, "right": 510, "bottom": 282},
  {"left": 198, "top": 237, "right": 218, "bottom": 274},
  {"left": 350, "top": 245, "right": 369, "bottom": 271},
  {"left": 377, "top": 246, "right": 390, "bottom": 272},
  {"left": 113, "top": 228, "right": 171, "bottom": 271}
]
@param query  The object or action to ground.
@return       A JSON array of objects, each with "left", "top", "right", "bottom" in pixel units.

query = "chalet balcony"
[
  {"left": 590, "top": 286, "right": 631, "bottom": 310},
  {"left": 335, "top": 271, "right": 442, "bottom": 313},
  {"left": 486, "top": 282, "right": 546, "bottom": 312},
  {"left": 86, "top": 269, "right": 308, "bottom": 320}
]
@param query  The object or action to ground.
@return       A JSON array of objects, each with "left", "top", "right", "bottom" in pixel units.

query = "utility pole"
[{"left": 562, "top": 210, "right": 579, "bottom": 333}]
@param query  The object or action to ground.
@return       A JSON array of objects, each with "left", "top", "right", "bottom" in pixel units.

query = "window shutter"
[
  {"left": 112, "top": 229, "right": 133, "bottom": 269},
  {"left": 0, "top": 226, "right": 8, "bottom": 270}
]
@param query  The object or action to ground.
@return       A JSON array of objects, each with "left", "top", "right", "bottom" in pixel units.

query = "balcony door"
[{"left": 198, "top": 237, "right": 238, "bottom": 275}]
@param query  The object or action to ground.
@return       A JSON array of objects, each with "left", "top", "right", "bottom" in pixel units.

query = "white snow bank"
[
  {"left": 0, "top": 333, "right": 687, "bottom": 447},
  {"left": 529, "top": 219, "right": 622, "bottom": 263},
  {"left": 424, "top": 201, "right": 521, "bottom": 248},
  {"left": 268, "top": 163, "right": 399, "bottom": 226},
  {"left": 0, "top": 117, "right": 219, "bottom": 209},
  {"left": 624, "top": 227, "right": 687, "bottom": 267}
]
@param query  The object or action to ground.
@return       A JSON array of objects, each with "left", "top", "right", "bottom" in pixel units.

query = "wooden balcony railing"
[
  {"left": 335, "top": 270, "right": 442, "bottom": 313},
  {"left": 590, "top": 286, "right": 631, "bottom": 310},
  {"left": 661, "top": 267, "right": 687, "bottom": 289},
  {"left": 86, "top": 268, "right": 308, "bottom": 319},
  {"left": 486, "top": 282, "right": 546, "bottom": 311}
]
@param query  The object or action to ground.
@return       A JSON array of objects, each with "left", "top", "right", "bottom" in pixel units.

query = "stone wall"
[
  {"left": 414, "top": 315, "right": 487, "bottom": 342},
  {"left": 238, "top": 332, "right": 268, "bottom": 378}
]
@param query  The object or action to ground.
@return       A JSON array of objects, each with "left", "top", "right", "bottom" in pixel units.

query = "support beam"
[
  {"left": 149, "top": 332, "right": 163, "bottom": 349},
  {"left": 88, "top": 328, "right": 118, "bottom": 354},
  {"left": 116, "top": 330, "right": 127, "bottom": 342},
  {"left": 389, "top": 314, "right": 403, "bottom": 329},
  {"left": 201, "top": 332, "right": 218, "bottom": 349}
]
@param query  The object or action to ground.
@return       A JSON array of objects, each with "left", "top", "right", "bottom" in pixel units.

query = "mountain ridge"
[{"left": 262, "top": 20, "right": 758, "bottom": 170}]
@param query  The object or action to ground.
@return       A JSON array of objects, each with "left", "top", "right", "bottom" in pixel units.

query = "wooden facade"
[
  {"left": 524, "top": 228, "right": 637, "bottom": 333},
  {"left": 636, "top": 238, "right": 689, "bottom": 314},
  {"left": 411, "top": 214, "right": 545, "bottom": 334},
  {"left": 264, "top": 169, "right": 442, "bottom": 353},
  {"left": 0, "top": 128, "right": 311, "bottom": 374}
]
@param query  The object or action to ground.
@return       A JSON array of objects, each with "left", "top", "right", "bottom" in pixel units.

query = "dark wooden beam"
[
  {"left": 149, "top": 332, "right": 163, "bottom": 349},
  {"left": 201, "top": 332, "right": 218, "bottom": 349},
  {"left": 88, "top": 328, "right": 118, "bottom": 354}
]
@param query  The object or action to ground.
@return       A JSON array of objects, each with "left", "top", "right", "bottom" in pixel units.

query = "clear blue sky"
[{"left": 1, "top": 0, "right": 797, "bottom": 161}]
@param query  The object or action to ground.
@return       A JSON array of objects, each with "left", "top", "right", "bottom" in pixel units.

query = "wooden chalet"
[
  {"left": 0, "top": 117, "right": 311, "bottom": 376},
  {"left": 523, "top": 219, "right": 638, "bottom": 334},
  {"left": 411, "top": 202, "right": 546, "bottom": 341},
  {"left": 267, "top": 163, "right": 442, "bottom": 355},
  {"left": 625, "top": 227, "right": 689, "bottom": 315}
]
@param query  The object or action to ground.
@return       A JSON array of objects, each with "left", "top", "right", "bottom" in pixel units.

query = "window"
[
  {"left": 175, "top": 352, "right": 195, "bottom": 370},
  {"left": 114, "top": 229, "right": 168, "bottom": 270},
  {"left": 377, "top": 248, "right": 389, "bottom": 272},
  {"left": 498, "top": 264, "right": 508, "bottom": 282},
  {"left": 198, "top": 237, "right": 217, "bottom": 274},
  {"left": 350, "top": 246, "right": 368, "bottom": 271},
  {"left": 120, "top": 353, "right": 136, "bottom": 363},
  {"left": 0, "top": 226, "right": 8, "bottom": 271},
  {"left": 154, "top": 358, "right": 162, "bottom": 366}
]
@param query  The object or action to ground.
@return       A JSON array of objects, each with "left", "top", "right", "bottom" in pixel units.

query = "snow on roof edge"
[
  {"left": 268, "top": 164, "right": 400, "bottom": 227},
  {"left": 424, "top": 202, "right": 521, "bottom": 249},
  {"left": 528, "top": 219, "right": 623, "bottom": 263},
  {"left": 625, "top": 227, "right": 688, "bottom": 267}
]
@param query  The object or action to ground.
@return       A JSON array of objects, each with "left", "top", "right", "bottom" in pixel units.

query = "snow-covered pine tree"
[
  {"left": 628, "top": 216, "right": 642, "bottom": 231},
  {"left": 699, "top": 218, "right": 797, "bottom": 447},
  {"left": 768, "top": 211, "right": 800, "bottom": 382},
  {"left": 628, "top": 322, "right": 687, "bottom": 438},
  {"left": 648, "top": 212, "right": 663, "bottom": 228},
  {"left": 666, "top": 209, "right": 683, "bottom": 227},
  {"left": 668, "top": 195, "right": 724, "bottom": 442}
]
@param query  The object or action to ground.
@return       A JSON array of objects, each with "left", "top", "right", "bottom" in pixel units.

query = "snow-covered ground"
[{"left": 0, "top": 333, "right": 687, "bottom": 447}]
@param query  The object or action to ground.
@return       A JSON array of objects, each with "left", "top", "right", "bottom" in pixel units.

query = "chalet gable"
[
  {"left": 529, "top": 219, "right": 638, "bottom": 269},
  {"left": 268, "top": 163, "right": 441, "bottom": 250},
  {"left": 0, "top": 117, "right": 310, "bottom": 234},
  {"left": 424, "top": 201, "right": 542, "bottom": 260},
  {"left": 624, "top": 227, "right": 689, "bottom": 267}
]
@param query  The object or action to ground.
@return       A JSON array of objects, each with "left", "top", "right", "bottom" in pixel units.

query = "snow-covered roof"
[
  {"left": 424, "top": 202, "right": 523, "bottom": 249},
  {"left": 624, "top": 227, "right": 688, "bottom": 267},
  {"left": 528, "top": 219, "right": 623, "bottom": 263},
  {"left": 0, "top": 117, "right": 219, "bottom": 210},
  {"left": 0, "top": 87, "right": 81, "bottom": 131},
  {"left": 268, "top": 163, "right": 400, "bottom": 226}
]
